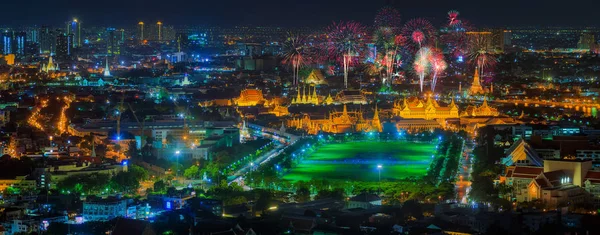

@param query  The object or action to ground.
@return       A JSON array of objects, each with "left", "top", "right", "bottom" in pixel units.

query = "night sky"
[{"left": 3, "top": 0, "right": 600, "bottom": 28}]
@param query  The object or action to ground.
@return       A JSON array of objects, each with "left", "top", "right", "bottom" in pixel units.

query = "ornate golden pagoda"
[
  {"left": 469, "top": 67, "right": 485, "bottom": 95},
  {"left": 291, "top": 85, "right": 319, "bottom": 105}
]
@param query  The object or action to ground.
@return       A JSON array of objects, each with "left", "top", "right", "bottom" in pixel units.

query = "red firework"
[
  {"left": 412, "top": 31, "right": 425, "bottom": 45},
  {"left": 394, "top": 35, "right": 407, "bottom": 46},
  {"left": 448, "top": 10, "right": 460, "bottom": 26},
  {"left": 326, "top": 21, "right": 368, "bottom": 88},
  {"left": 374, "top": 6, "right": 402, "bottom": 29},
  {"left": 401, "top": 18, "right": 437, "bottom": 53},
  {"left": 326, "top": 21, "right": 368, "bottom": 64},
  {"left": 429, "top": 48, "right": 447, "bottom": 92}
]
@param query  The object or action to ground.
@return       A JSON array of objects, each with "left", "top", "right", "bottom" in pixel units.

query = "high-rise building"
[
  {"left": 66, "top": 19, "right": 81, "bottom": 48},
  {"left": 491, "top": 29, "right": 504, "bottom": 52},
  {"left": 14, "top": 32, "right": 25, "bottom": 56},
  {"left": 56, "top": 32, "right": 73, "bottom": 61},
  {"left": 157, "top": 21, "right": 163, "bottom": 41},
  {"left": 27, "top": 28, "right": 38, "bottom": 43},
  {"left": 466, "top": 31, "right": 493, "bottom": 53},
  {"left": 106, "top": 28, "right": 121, "bottom": 56},
  {"left": 503, "top": 30, "right": 512, "bottom": 47},
  {"left": 39, "top": 26, "right": 55, "bottom": 54},
  {"left": 577, "top": 33, "right": 596, "bottom": 50},
  {"left": 137, "top": 22, "right": 145, "bottom": 44},
  {"left": 2, "top": 32, "right": 12, "bottom": 55}
]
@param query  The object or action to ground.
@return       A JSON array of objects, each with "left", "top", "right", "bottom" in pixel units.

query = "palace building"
[
  {"left": 392, "top": 97, "right": 459, "bottom": 120},
  {"left": 461, "top": 98, "right": 500, "bottom": 117},
  {"left": 335, "top": 90, "right": 368, "bottom": 104},
  {"left": 235, "top": 89, "right": 265, "bottom": 106},
  {"left": 288, "top": 104, "right": 381, "bottom": 134},
  {"left": 304, "top": 69, "right": 327, "bottom": 85}
]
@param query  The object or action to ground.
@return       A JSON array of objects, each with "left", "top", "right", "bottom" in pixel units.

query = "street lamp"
[
  {"left": 175, "top": 150, "right": 181, "bottom": 179},
  {"left": 377, "top": 164, "right": 382, "bottom": 195}
]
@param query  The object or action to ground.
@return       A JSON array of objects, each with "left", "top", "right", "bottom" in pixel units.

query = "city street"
[{"left": 456, "top": 139, "right": 474, "bottom": 204}]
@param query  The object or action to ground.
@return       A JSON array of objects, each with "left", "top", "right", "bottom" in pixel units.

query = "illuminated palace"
[
  {"left": 288, "top": 105, "right": 382, "bottom": 134},
  {"left": 235, "top": 89, "right": 265, "bottom": 106},
  {"left": 392, "top": 97, "right": 459, "bottom": 120},
  {"left": 461, "top": 98, "right": 500, "bottom": 117},
  {"left": 233, "top": 88, "right": 289, "bottom": 117}
]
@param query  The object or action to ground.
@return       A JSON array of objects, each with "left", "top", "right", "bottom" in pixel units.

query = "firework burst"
[
  {"left": 282, "top": 32, "right": 307, "bottom": 86},
  {"left": 326, "top": 21, "right": 368, "bottom": 88},
  {"left": 441, "top": 11, "right": 472, "bottom": 58},
  {"left": 373, "top": 27, "right": 404, "bottom": 87},
  {"left": 448, "top": 10, "right": 460, "bottom": 27},
  {"left": 402, "top": 18, "right": 436, "bottom": 53},
  {"left": 413, "top": 47, "right": 432, "bottom": 92},
  {"left": 467, "top": 33, "right": 496, "bottom": 75},
  {"left": 429, "top": 49, "right": 447, "bottom": 93},
  {"left": 374, "top": 6, "right": 402, "bottom": 29}
]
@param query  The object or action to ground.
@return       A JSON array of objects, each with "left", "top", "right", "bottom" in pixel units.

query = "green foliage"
[
  {"left": 206, "top": 180, "right": 248, "bottom": 206},
  {"left": 295, "top": 185, "right": 310, "bottom": 203},
  {"left": 154, "top": 180, "right": 167, "bottom": 193},
  {"left": 183, "top": 165, "right": 199, "bottom": 179},
  {"left": 57, "top": 173, "right": 111, "bottom": 195},
  {"left": 315, "top": 188, "right": 345, "bottom": 200}
]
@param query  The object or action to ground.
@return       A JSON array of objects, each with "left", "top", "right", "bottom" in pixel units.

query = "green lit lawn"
[{"left": 283, "top": 141, "right": 436, "bottom": 182}]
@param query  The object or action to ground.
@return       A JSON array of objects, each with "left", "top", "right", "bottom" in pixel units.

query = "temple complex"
[
  {"left": 40, "top": 56, "right": 59, "bottom": 73},
  {"left": 288, "top": 105, "right": 381, "bottom": 134}
]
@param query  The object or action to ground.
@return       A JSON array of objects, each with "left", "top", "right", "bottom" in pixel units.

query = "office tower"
[
  {"left": 39, "top": 26, "right": 55, "bottom": 54},
  {"left": 578, "top": 33, "right": 596, "bottom": 50},
  {"left": 503, "top": 30, "right": 512, "bottom": 47},
  {"left": 466, "top": 31, "right": 493, "bottom": 53},
  {"left": 66, "top": 19, "right": 81, "bottom": 48},
  {"left": 138, "top": 22, "right": 144, "bottom": 43},
  {"left": 56, "top": 32, "right": 73, "bottom": 61},
  {"left": 2, "top": 32, "right": 12, "bottom": 55},
  {"left": 14, "top": 32, "right": 25, "bottom": 56},
  {"left": 106, "top": 28, "right": 121, "bottom": 56},
  {"left": 491, "top": 29, "right": 508, "bottom": 52},
  {"left": 27, "top": 28, "right": 38, "bottom": 43},
  {"left": 157, "top": 21, "right": 163, "bottom": 41}
]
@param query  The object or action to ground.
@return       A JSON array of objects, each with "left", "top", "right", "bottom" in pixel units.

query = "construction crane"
[
  {"left": 173, "top": 99, "right": 192, "bottom": 147},
  {"left": 127, "top": 103, "right": 147, "bottom": 147}
]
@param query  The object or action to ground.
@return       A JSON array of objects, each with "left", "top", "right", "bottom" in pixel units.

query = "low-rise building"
[
  {"left": 83, "top": 198, "right": 128, "bottom": 221},
  {"left": 347, "top": 193, "right": 381, "bottom": 209}
]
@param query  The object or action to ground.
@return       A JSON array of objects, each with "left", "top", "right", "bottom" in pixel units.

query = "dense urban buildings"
[{"left": 2, "top": 2, "right": 600, "bottom": 235}]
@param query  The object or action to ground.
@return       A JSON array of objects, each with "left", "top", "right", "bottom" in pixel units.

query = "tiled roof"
[{"left": 512, "top": 166, "right": 544, "bottom": 175}]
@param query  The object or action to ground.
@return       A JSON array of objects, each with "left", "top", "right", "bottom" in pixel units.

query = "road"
[
  {"left": 229, "top": 142, "right": 286, "bottom": 186},
  {"left": 228, "top": 123, "right": 299, "bottom": 188},
  {"left": 456, "top": 139, "right": 474, "bottom": 204}
]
